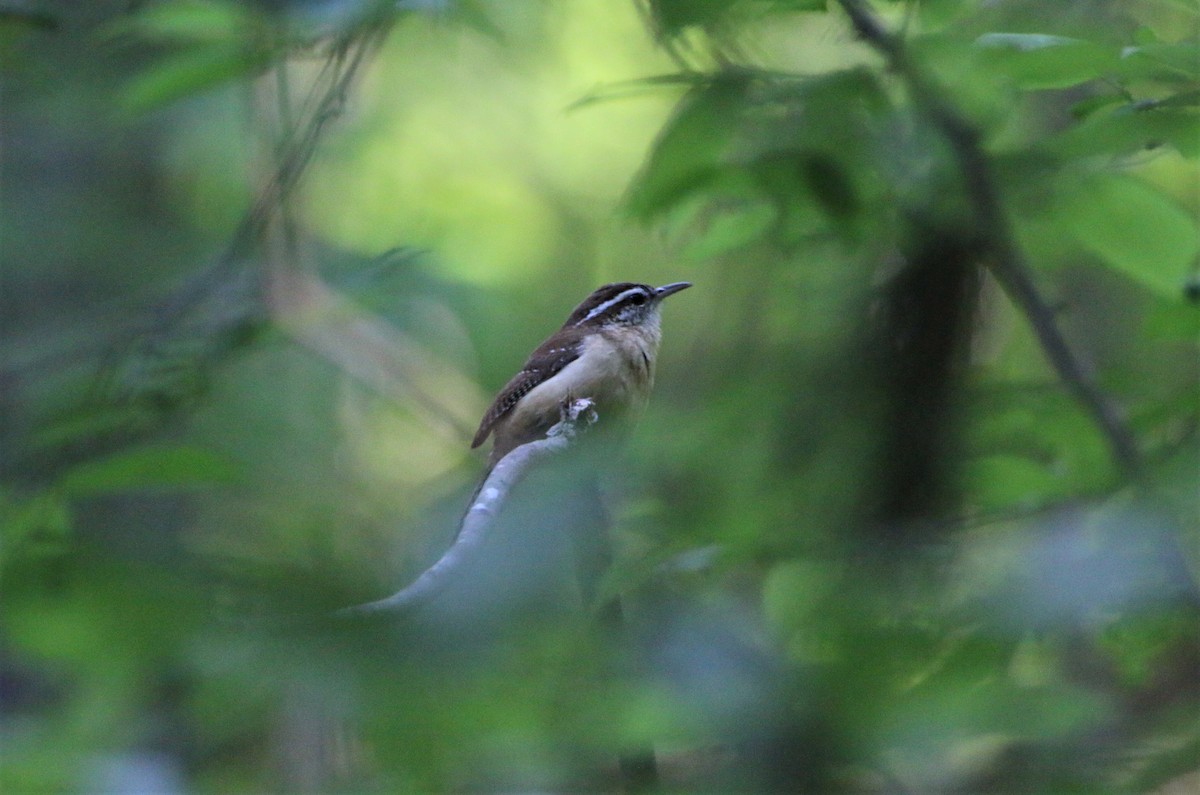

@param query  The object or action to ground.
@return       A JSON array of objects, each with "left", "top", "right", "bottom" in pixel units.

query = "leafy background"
[{"left": 1, "top": 0, "right": 1197, "bottom": 792}]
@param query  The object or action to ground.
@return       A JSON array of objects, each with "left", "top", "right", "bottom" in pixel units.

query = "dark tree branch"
[
  {"left": 836, "top": 0, "right": 1142, "bottom": 480},
  {"left": 337, "top": 399, "right": 599, "bottom": 617}
]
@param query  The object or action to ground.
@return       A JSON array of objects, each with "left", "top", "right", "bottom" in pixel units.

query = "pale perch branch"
[{"left": 337, "top": 398, "right": 599, "bottom": 617}]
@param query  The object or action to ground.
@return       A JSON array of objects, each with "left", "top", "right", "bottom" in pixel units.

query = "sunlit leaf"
[
  {"left": 1049, "top": 106, "right": 1200, "bottom": 158},
  {"left": 1058, "top": 174, "right": 1200, "bottom": 298},
  {"left": 976, "top": 32, "right": 1083, "bottom": 51},
  {"left": 975, "top": 33, "right": 1119, "bottom": 90},
  {"left": 917, "top": 0, "right": 972, "bottom": 30},
  {"left": 967, "top": 386, "right": 1116, "bottom": 498},
  {"left": 1119, "top": 42, "right": 1200, "bottom": 81},
  {"left": 967, "top": 454, "right": 1072, "bottom": 512}
]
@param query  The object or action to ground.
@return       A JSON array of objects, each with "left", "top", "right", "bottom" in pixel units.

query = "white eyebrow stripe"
[{"left": 575, "top": 287, "right": 650, "bottom": 325}]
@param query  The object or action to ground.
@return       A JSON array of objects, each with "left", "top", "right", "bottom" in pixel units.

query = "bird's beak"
[{"left": 654, "top": 282, "right": 692, "bottom": 300}]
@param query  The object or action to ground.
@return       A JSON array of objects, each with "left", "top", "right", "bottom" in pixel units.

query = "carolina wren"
[{"left": 472, "top": 281, "right": 692, "bottom": 465}]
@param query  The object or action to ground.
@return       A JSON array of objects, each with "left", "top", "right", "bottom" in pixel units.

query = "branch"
[
  {"left": 336, "top": 398, "right": 599, "bottom": 617},
  {"left": 169, "top": 30, "right": 387, "bottom": 328},
  {"left": 836, "top": 0, "right": 1142, "bottom": 479},
  {"left": 262, "top": 259, "right": 482, "bottom": 440},
  {"left": 92, "top": 25, "right": 390, "bottom": 406},
  {"left": 256, "top": 24, "right": 486, "bottom": 441}
]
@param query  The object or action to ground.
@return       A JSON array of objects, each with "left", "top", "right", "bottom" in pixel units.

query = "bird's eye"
[{"left": 629, "top": 292, "right": 648, "bottom": 306}]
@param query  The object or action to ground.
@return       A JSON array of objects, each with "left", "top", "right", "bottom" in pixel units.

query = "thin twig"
[
  {"left": 258, "top": 24, "right": 484, "bottom": 441},
  {"left": 92, "top": 26, "right": 389, "bottom": 406},
  {"left": 836, "top": 0, "right": 1142, "bottom": 479},
  {"left": 632, "top": 0, "right": 696, "bottom": 74},
  {"left": 337, "top": 399, "right": 599, "bottom": 617},
  {"left": 261, "top": 255, "right": 481, "bottom": 440}
]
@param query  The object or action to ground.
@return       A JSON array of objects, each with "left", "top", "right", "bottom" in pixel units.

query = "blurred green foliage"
[{"left": 2, "top": 0, "right": 1198, "bottom": 792}]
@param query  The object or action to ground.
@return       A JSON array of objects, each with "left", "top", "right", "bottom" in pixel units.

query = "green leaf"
[
  {"left": 679, "top": 197, "right": 777, "bottom": 260},
  {"left": 0, "top": 492, "right": 72, "bottom": 564},
  {"left": 989, "top": 683, "right": 1112, "bottom": 738},
  {"left": 763, "top": 559, "right": 838, "bottom": 631},
  {"left": 112, "top": 0, "right": 255, "bottom": 43},
  {"left": 646, "top": 0, "right": 731, "bottom": 37},
  {"left": 58, "top": 446, "right": 241, "bottom": 495},
  {"left": 917, "top": 0, "right": 972, "bottom": 30},
  {"left": 976, "top": 32, "right": 1082, "bottom": 51},
  {"left": 763, "top": 559, "right": 842, "bottom": 662},
  {"left": 1118, "top": 42, "right": 1200, "bottom": 81},
  {"left": 32, "top": 404, "right": 159, "bottom": 452},
  {"left": 967, "top": 387, "right": 1116, "bottom": 498},
  {"left": 626, "top": 77, "right": 750, "bottom": 218},
  {"left": 967, "top": 454, "right": 1072, "bottom": 512},
  {"left": 121, "top": 43, "right": 265, "bottom": 114},
  {"left": 1058, "top": 174, "right": 1200, "bottom": 298},
  {"left": 1150, "top": 89, "right": 1200, "bottom": 109},
  {"left": 1099, "top": 607, "right": 1199, "bottom": 687},
  {"left": 1069, "top": 92, "right": 1125, "bottom": 120},
  {"left": 765, "top": 0, "right": 827, "bottom": 10},
  {"left": 1049, "top": 106, "right": 1200, "bottom": 159},
  {"left": 647, "top": 0, "right": 826, "bottom": 36},
  {"left": 975, "top": 33, "right": 1119, "bottom": 90}
]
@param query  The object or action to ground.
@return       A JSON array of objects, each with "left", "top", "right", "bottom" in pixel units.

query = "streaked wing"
[{"left": 470, "top": 333, "right": 584, "bottom": 448}]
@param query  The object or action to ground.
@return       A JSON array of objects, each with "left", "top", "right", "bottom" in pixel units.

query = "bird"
[{"left": 471, "top": 281, "right": 692, "bottom": 468}]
